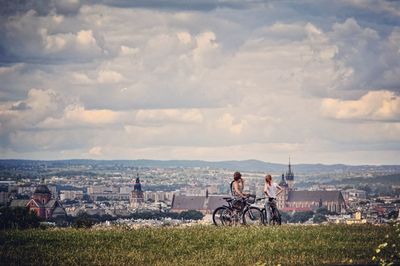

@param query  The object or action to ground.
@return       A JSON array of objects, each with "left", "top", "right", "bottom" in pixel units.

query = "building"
[
  {"left": 341, "top": 189, "right": 367, "bottom": 204},
  {"left": 280, "top": 190, "right": 346, "bottom": 213},
  {"left": 59, "top": 190, "right": 84, "bottom": 201},
  {"left": 171, "top": 193, "right": 226, "bottom": 214},
  {"left": 10, "top": 179, "right": 66, "bottom": 220},
  {"left": 87, "top": 185, "right": 130, "bottom": 201},
  {"left": 130, "top": 174, "right": 144, "bottom": 208},
  {"left": 277, "top": 159, "right": 346, "bottom": 213},
  {"left": 0, "top": 181, "right": 16, "bottom": 205}
]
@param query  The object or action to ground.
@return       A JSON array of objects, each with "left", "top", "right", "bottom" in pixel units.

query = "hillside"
[
  {"left": 1, "top": 225, "right": 398, "bottom": 265},
  {"left": 1, "top": 159, "right": 400, "bottom": 174}
]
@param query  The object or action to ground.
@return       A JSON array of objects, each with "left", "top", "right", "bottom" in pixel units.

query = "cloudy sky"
[{"left": 0, "top": 0, "right": 400, "bottom": 164}]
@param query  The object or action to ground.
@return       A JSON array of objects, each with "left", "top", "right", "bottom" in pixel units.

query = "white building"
[
  {"left": 60, "top": 190, "right": 84, "bottom": 201},
  {"left": 342, "top": 189, "right": 367, "bottom": 204}
]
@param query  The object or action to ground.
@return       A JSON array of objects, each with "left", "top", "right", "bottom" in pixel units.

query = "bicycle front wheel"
[
  {"left": 242, "top": 207, "right": 263, "bottom": 226},
  {"left": 213, "top": 207, "right": 234, "bottom": 226},
  {"left": 272, "top": 209, "right": 282, "bottom": 225}
]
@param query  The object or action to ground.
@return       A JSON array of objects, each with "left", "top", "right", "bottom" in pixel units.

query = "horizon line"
[{"left": 0, "top": 158, "right": 399, "bottom": 167}]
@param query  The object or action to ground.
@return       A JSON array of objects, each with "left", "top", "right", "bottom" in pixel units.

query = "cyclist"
[
  {"left": 264, "top": 174, "right": 283, "bottom": 224},
  {"left": 230, "top": 171, "right": 248, "bottom": 211}
]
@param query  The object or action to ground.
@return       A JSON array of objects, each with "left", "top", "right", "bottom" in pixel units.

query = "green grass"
[{"left": 0, "top": 225, "right": 398, "bottom": 265}]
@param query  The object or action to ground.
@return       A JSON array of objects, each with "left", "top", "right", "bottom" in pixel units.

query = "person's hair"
[
  {"left": 233, "top": 171, "right": 242, "bottom": 181},
  {"left": 265, "top": 174, "right": 272, "bottom": 185}
]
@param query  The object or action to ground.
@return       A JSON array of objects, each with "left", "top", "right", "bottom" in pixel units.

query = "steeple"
[
  {"left": 131, "top": 173, "right": 144, "bottom": 208},
  {"left": 285, "top": 156, "right": 294, "bottom": 189},
  {"left": 134, "top": 173, "right": 142, "bottom": 192}
]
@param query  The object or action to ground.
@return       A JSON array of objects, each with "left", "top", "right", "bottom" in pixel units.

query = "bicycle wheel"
[
  {"left": 273, "top": 209, "right": 282, "bottom": 225},
  {"left": 213, "top": 207, "right": 234, "bottom": 226},
  {"left": 261, "top": 208, "right": 267, "bottom": 225},
  {"left": 262, "top": 208, "right": 274, "bottom": 226},
  {"left": 242, "top": 207, "right": 263, "bottom": 226}
]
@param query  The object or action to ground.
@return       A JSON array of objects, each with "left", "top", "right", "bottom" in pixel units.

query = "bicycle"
[
  {"left": 259, "top": 197, "right": 282, "bottom": 225},
  {"left": 212, "top": 194, "right": 263, "bottom": 226}
]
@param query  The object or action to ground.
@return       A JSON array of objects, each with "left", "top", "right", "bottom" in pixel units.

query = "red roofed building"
[{"left": 10, "top": 180, "right": 66, "bottom": 220}]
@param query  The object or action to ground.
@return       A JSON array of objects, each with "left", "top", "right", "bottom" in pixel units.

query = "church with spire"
[
  {"left": 276, "top": 158, "right": 346, "bottom": 213},
  {"left": 278, "top": 157, "right": 294, "bottom": 189}
]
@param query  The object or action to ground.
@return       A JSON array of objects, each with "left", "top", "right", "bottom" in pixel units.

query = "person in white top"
[{"left": 264, "top": 174, "right": 283, "bottom": 224}]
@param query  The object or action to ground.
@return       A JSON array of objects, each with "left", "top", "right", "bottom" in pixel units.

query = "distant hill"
[{"left": 1, "top": 159, "right": 400, "bottom": 174}]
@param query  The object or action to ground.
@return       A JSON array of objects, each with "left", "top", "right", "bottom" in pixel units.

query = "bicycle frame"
[
  {"left": 214, "top": 195, "right": 261, "bottom": 225},
  {"left": 261, "top": 200, "right": 281, "bottom": 225}
]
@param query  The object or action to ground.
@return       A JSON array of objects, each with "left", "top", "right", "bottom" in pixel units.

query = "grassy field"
[{"left": 0, "top": 224, "right": 398, "bottom": 265}]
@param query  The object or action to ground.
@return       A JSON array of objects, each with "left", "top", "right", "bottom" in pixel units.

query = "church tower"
[
  {"left": 277, "top": 174, "right": 289, "bottom": 209},
  {"left": 130, "top": 174, "right": 144, "bottom": 208},
  {"left": 285, "top": 157, "right": 294, "bottom": 189}
]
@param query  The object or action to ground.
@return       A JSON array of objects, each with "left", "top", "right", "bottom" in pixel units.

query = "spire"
[
  {"left": 285, "top": 156, "right": 294, "bottom": 182},
  {"left": 136, "top": 173, "right": 140, "bottom": 183},
  {"left": 134, "top": 173, "right": 142, "bottom": 192}
]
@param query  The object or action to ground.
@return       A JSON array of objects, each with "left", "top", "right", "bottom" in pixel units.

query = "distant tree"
[
  {"left": 315, "top": 207, "right": 335, "bottom": 215},
  {"left": 291, "top": 211, "right": 314, "bottom": 223},
  {"left": 73, "top": 213, "right": 95, "bottom": 228},
  {"left": 48, "top": 216, "right": 69, "bottom": 227},
  {"left": 0, "top": 207, "right": 42, "bottom": 230},
  {"left": 178, "top": 210, "right": 204, "bottom": 220},
  {"left": 280, "top": 211, "right": 291, "bottom": 223},
  {"left": 313, "top": 213, "right": 327, "bottom": 224},
  {"left": 388, "top": 210, "right": 399, "bottom": 220},
  {"left": 342, "top": 185, "right": 353, "bottom": 190}
]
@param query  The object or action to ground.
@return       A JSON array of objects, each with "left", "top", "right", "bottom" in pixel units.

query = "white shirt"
[{"left": 264, "top": 182, "right": 279, "bottom": 198}]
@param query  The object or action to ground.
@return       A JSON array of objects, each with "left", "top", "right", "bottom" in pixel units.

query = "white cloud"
[
  {"left": 217, "top": 113, "right": 246, "bottom": 135},
  {"left": 1, "top": 2, "right": 400, "bottom": 164},
  {"left": 135, "top": 109, "right": 203, "bottom": 125},
  {"left": 0, "top": 10, "right": 105, "bottom": 62},
  {"left": 97, "top": 70, "right": 124, "bottom": 84},
  {"left": 0, "top": 88, "right": 65, "bottom": 133},
  {"left": 88, "top": 146, "right": 103, "bottom": 156},
  {"left": 321, "top": 90, "right": 400, "bottom": 121}
]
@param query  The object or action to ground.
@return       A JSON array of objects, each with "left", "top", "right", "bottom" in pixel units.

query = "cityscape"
[{"left": 1, "top": 159, "right": 399, "bottom": 227}]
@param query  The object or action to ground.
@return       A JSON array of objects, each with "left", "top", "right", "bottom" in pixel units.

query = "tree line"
[{"left": 0, "top": 207, "right": 204, "bottom": 230}]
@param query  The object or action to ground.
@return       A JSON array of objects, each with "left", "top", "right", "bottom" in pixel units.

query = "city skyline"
[{"left": 1, "top": 1, "right": 400, "bottom": 164}]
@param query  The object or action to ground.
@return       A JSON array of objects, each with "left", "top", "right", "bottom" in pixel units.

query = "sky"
[{"left": 0, "top": 0, "right": 400, "bottom": 165}]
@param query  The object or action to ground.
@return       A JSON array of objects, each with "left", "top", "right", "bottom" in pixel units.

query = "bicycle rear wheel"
[
  {"left": 213, "top": 207, "right": 234, "bottom": 226},
  {"left": 272, "top": 209, "right": 282, "bottom": 225},
  {"left": 242, "top": 207, "right": 263, "bottom": 226}
]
